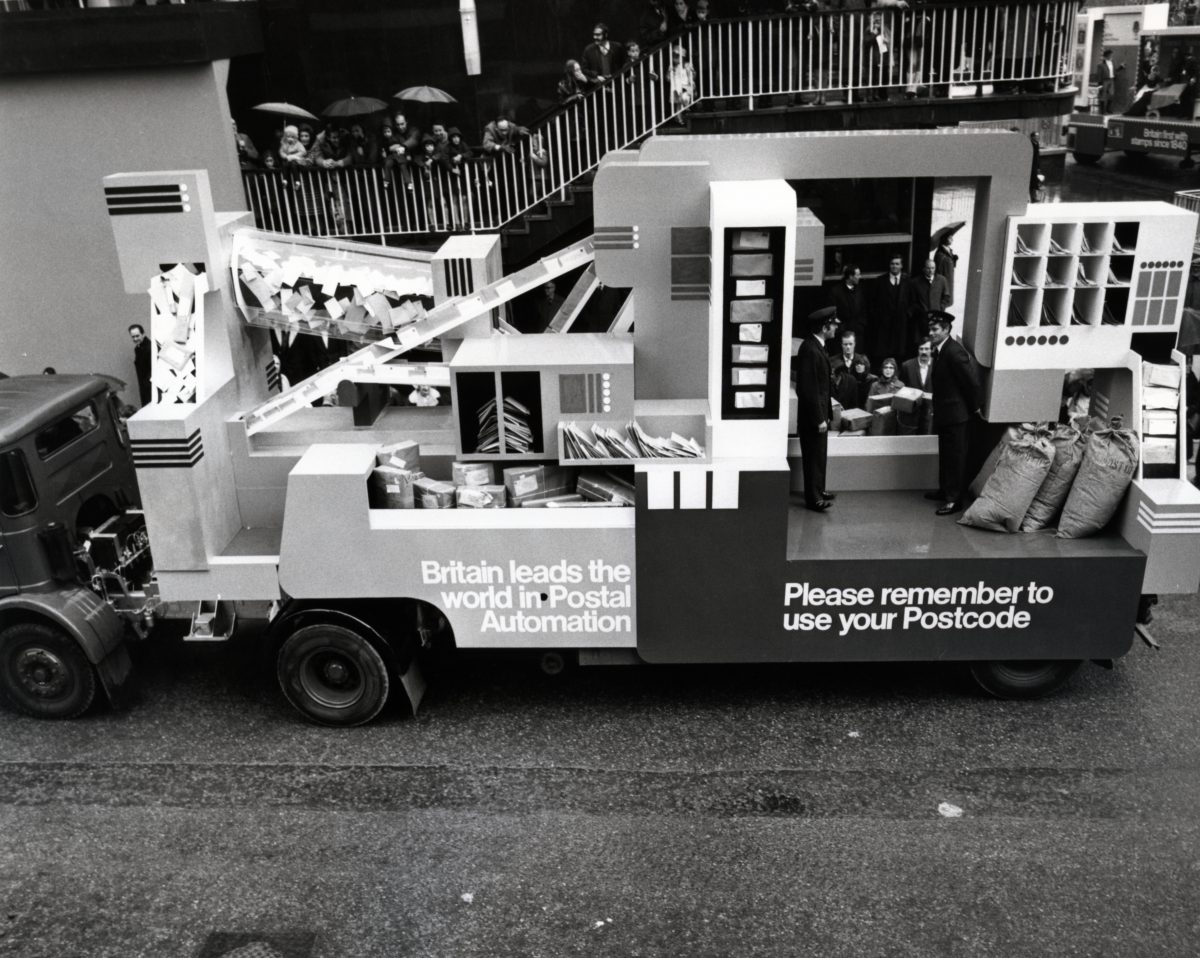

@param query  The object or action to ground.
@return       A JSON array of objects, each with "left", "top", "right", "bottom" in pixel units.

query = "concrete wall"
[{"left": 0, "top": 61, "right": 245, "bottom": 401}]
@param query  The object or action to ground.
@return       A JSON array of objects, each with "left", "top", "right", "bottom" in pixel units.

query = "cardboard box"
[
  {"left": 368, "top": 465, "right": 421, "bottom": 509},
  {"left": 867, "top": 406, "right": 896, "bottom": 436},
  {"left": 452, "top": 461, "right": 495, "bottom": 487},
  {"left": 456, "top": 484, "right": 505, "bottom": 509},
  {"left": 521, "top": 494, "right": 587, "bottom": 507},
  {"left": 840, "top": 408, "right": 872, "bottom": 432},
  {"left": 376, "top": 439, "right": 421, "bottom": 470},
  {"left": 1143, "top": 362, "right": 1183, "bottom": 390},
  {"left": 414, "top": 477, "right": 456, "bottom": 508},
  {"left": 867, "top": 392, "right": 895, "bottom": 412},
  {"left": 503, "top": 464, "right": 577, "bottom": 506},
  {"left": 892, "top": 386, "right": 924, "bottom": 413},
  {"left": 1142, "top": 436, "right": 1177, "bottom": 464},
  {"left": 577, "top": 471, "right": 636, "bottom": 506}
]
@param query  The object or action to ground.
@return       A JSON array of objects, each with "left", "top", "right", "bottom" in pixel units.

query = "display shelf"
[{"left": 555, "top": 402, "right": 710, "bottom": 466}]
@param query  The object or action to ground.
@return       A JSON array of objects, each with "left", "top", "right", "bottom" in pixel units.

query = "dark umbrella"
[
  {"left": 931, "top": 220, "right": 966, "bottom": 249},
  {"left": 322, "top": 96, "right": 389, "bottom": 118},
  {"left": 252, "top": 101, "right": 319, "bottom": 122},
  {"left": 395, "top": 85, "right": 458, "bottom": 104}
]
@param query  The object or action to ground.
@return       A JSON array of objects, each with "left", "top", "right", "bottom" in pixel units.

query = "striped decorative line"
[
  {"left": 131, "top": 429, "right": 203, "bottom": 468},
  {"left": 594, "top": 226, "right": 637, "bottom": 250},
  {"left": 443, "top": 258, "right": 474, "bottom": 298},
  {"left": 1137, "top": 501, "right": 1200, "bottom": 525},
  {"left": 265, "top": 362, "right": 281, "bottom": 393},
  {"left": 105, "top": 184, "right": 186, "bottom": 216},
  {"left": 1091, "top": 391, "right": 1110, "bottom": 419},
  {"left": 644, "top": 468, "right": 736, "bottom": 510}
]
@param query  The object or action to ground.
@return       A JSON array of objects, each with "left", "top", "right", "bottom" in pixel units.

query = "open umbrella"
[
  {"left": 930, "top": 220, "right": 966, "bottom": 250},
  {"left": 252, "top": 101, "right": 318, "bottom": 122},
  {"left": 395, "top": 85, "right": 458, "bottom": 104},
  {"left": 322, "top": 95, "right": 389, "bottom": 118}
]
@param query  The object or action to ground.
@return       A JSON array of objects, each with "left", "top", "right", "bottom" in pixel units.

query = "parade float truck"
[
  {"left": 3, "top": 129, "right": 1200, "bottom": 726},
  {"left": 1068, "top": 5, "right": 1200, "bottom": 167}
]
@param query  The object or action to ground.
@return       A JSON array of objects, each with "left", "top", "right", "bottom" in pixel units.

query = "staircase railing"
[{"left": 241, "top": 0, "right": 1079, "bottom": 241}]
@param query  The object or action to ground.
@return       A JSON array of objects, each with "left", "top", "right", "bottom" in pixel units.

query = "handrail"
[{"left": 242, "top": 1, "right": 1080, "bottom": 241}]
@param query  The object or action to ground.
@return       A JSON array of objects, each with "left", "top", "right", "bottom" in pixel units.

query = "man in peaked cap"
[
  {"left": 795, "top": 306, "right": 841, "bottom": 512},
  {"left": 925, "top": 310, "right": 982, "bottom": 515}
]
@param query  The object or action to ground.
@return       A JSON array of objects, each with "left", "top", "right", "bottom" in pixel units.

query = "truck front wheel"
[
  {"left": 968, "top": 659, "right": 1082, "bottom": 700},
  {"left": 0, "top": 622, "right": 97, "bottom": 719},
  {"left": 276, "top": 623, "right": 390, "bottom": 727}
]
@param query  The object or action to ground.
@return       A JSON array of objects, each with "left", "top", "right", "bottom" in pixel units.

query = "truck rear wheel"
[
  {"left": 276, "top": 623, "right": 390, "bottom": 727},
  {"left": 968, "top": 659, "right": 1082, "bottom": 700},
  {"left": 1071, "top": 151, "right": 1102, "bottom": 165},
  {"left": 0, "top": 622, "right": 96, "bottom": 719}
]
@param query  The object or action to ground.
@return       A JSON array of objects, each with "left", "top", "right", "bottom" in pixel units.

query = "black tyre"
[
  {"left": 0, "top": 622, "right": 96, "bottom": 719},
  {"left": 968, "top": 659, "right": 1083, "bottom": 700},
  {"left": 1072, "top": 151, "right": 1102, "bottom": 165},
  {"left": 276, "top": 623, "right": 390, "bottom": 727}
]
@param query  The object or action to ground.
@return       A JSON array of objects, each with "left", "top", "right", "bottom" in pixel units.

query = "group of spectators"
[
  {"left": 235, "top": 110, "right": 547, "bottom": 232},
  {"left": 798, "top": 235, "right": 958, "bottom": 437}
]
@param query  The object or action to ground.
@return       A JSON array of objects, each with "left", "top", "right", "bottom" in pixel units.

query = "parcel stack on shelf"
[
  {"left": 1141, "top": 361, "right": 1182, "bottom": 465},
  {"left": 369, "top": 440, "right": 423, "bottom": 509}
]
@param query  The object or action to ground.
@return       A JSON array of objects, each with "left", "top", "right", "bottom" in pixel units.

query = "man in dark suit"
[
  {"left": 829, "top": 264, "right": 867, "bottom": 354},
  {"left": 870, "top": 252, "right": 917, "bottom": 362},
  {"left": 898, "top": 337, "right": 934, "bottom": 434},
  {"left": 128, "top": 323, "right": 152, "bottom": 407},
  {"left": 1093, "top": 48, "right": 1122, "bottom": 114},
  {"left": 794, "top": 307, "right": 840, "bottom": 512},
  {"left": 926, "top": 312, "right": 981, "bottom": 515}
]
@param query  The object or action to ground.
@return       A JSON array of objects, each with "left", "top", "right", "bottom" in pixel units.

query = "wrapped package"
[
  {"left": 1142, "top": 386, "right": 1180, "bottom": 410},
  {"left": 837, "top": 429, "right": 867, "bottom": 437},
  {"left": 577, "top": 471, "right": 636, "bottom": 506},
  {"left": 867, "top": 406, "right": 896, "bottom": 436},
  {"left": 1057, "top": 421, "right": 1139, "bottom": 538},
  {"left": 521, "top": 494, "right": 587, "bottom": 507},
  {"left": 1141, "top": 436, "right": 1177, "bottom": 464},
  {"left": 376, "top": 439, "right": 421, "bottom": 470},
  {"left": 839, "top": 408, "right": 872, "bottom": 432},
  {"left": 368, "top": 465, "right": 421, "bottom": 509},
  {"left": 452, "top": 461, "right": 496, "bottom": 487},
  {"left": 867, "top": 392, "right": 895, "bottom": 412},
  {"left": 456, "top": 484, "right": 505, "bottom": 509},
  {"left": 892, "top": 386, "right": 924, "bottom": 413},
  {"left": 414, "top": 477, "right": 456, "bottom": 509},
  {"left": 503, "top": 464, "right": 577, "bottom": 506},
  {"left": 959, "top": 432, "right": 1056, "bottom": 533},
  {"left": 1142, "top": 410, "right": 1178, "bottom": 436},
  {"left": 1143, "top": 361, "right": 1183, "bottom": 389},
  {"left": 1020, "top": 423, "right": 1086, "bottom": 531}
]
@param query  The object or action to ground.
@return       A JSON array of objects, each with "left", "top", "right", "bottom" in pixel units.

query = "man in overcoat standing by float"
[{"left": 925, "top": 310, "right": 981, "bottom": 516}]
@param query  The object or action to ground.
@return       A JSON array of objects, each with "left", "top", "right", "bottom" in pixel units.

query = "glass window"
[
  {"left": 35, "top": 402, "right": 98, "bottom": 459},
  {"left": 0, "top": 449, "right": 37, "bottom": 517}
]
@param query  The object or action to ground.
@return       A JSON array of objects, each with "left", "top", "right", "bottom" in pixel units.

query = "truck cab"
[{"left": 0, "top": 375, "right": 145, "bottom": 717}]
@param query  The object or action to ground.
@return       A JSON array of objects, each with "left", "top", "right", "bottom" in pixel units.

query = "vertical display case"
[{"left": 721, "top": 227, "right": 786, "bottom": 421}]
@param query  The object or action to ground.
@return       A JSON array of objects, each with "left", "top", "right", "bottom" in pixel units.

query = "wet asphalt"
[
  {"left": 1, "top": 582, "right": 1198, "bottom": 958},
  {"left": 3, "top": 155, "right": 1200, "bottom": 957}
]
